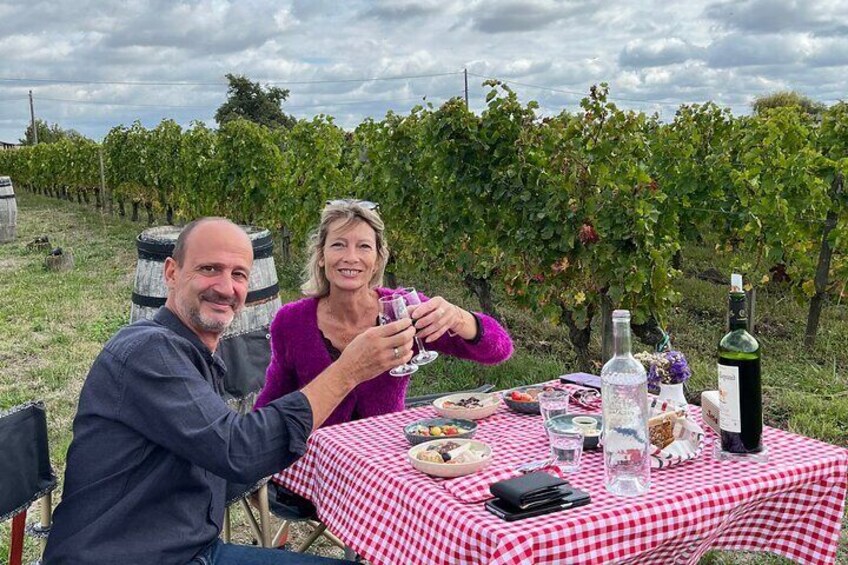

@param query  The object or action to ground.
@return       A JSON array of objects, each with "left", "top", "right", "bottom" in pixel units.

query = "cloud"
[
  {"left": 806, "top": 37, "right": 848, "bottom": 67},
  {"left": 704, "top": 0, "right": 848, "bottom": 36},
  {"left": 465, "top": 0, "right": 594, "bottom": 33},
  {"left": 360, "top": 1, "right": 441, "bottom": 22},
  {"left": 1, "top": 0, "right": 848, "bottom": 141},
  {"left": 706, "top": 33, "right": 806, "bottom": 68},
  {"left": 619, "top": 38, "right": 706, "bottom": 68},
  {"left": 101, "top": 1, "right": 285, "bottom": 55}
]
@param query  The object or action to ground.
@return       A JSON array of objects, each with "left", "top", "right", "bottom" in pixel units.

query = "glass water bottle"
[{"left": 601, "top": 310, "right": 651, "bottom": 497}]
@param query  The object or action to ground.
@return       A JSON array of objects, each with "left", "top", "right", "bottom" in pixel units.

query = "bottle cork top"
[{"left": 730, "top": 273, "right": 743, "bottom": 292}]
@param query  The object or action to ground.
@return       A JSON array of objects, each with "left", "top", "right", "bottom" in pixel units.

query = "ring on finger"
[
  {"left": 437, "top": 308, "right": 445, "bottom": 317},
  {"left": 393, "top": 346, "right": 400, "bottom": 360}
]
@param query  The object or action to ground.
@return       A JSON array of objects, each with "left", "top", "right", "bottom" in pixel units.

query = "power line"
[
  {"left": 34, "top": 93, "right": 457, "bottom": 111},
  {"left": 37, "top": 97, "right": 210, "bottom": 109},
  {"left": 0, "top": 71, "right": 463, "bottom": 87}
]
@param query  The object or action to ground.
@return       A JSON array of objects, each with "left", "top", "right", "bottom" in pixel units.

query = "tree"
[
  {"left": 752, "top": 91, "right": 826, "bottom": 118},
  {"left": 19, "top": 119, "right": 86, "bottom": 145},
  {"left": 214, "top": 74, "right": 296, "bottom": 130}
]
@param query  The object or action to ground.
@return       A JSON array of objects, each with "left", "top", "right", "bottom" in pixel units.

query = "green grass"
[{"left": 1, "top": 191, "right": 846, "bottom": 563}]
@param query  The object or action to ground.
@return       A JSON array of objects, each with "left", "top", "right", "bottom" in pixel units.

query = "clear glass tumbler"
[
  {"left": 546, "top": 416, "right": 584, "bottom": 473},
  {"left": 539, "top": 390, "right": 570, "bottom": 424}
]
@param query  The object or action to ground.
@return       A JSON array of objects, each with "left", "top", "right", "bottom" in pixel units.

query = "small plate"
[
  {"left": 433, "top": 392, "right": 500, "bottom": 420},
  {"left": 549, "top": 414, "right": 603, "bottom": 450},
  {"left": 403, "top": 418, "right": 478, "bottom": 446},
  {"left": 408, "top": 438, "right": 493, "bottom": 478}
]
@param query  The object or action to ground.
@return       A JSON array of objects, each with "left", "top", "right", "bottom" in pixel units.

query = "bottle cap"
[
  {"left": 730, "top": 273, "right": 743, "bottom": 292},
  {"left": 612, "top": 309, "right": 630, "bottom": 319}
]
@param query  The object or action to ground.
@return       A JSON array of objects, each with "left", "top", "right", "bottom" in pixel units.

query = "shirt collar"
[{"left": 153, "top": 307, "right": 228, "bottom": 374}]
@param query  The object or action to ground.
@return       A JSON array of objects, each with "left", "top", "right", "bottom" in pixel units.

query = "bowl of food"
[
  {"left": 551, "top": 414, "right": 603, "bottom": 449},
  {"left": 404, "top": 418, "right": 478, "bottom": 446},
  {"left": 408, "top": 438, "right": 493, "bottom": 478},
  {"left": 502, "top": 385, "right": 546, "bottom": 414},
  {"left": 432, "top": 392, "right": 500, "bottom": 420}
]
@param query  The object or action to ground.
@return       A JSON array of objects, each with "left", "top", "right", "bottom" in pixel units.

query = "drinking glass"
[
  {"left": 395, "top": 287, "right": 439, "bottom": 366},
  {"left": 378, "top": 295, "right": 418, "bottom": 377},
  {"left": 539, "top": 390, "right": 570, "bottom": 424},
  {"left": 546, "top": 416, "right": 584, "bottom": 473}
]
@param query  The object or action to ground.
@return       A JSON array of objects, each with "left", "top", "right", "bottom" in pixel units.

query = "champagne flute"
[
  {"left": 395, "top": 287, "right": 439, "bottom": 366},
  {"left": 378, "top": 295, "right": 419, "bottom": 377}
]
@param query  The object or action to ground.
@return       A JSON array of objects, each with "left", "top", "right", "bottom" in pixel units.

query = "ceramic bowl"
[
  {"left": 551, "top": 414, "right": 603, "bottom": 450},
  {"left": 502, "top": 385, "right": 545, "bottom": 414},
  {"left": 403, "top": 417, "right": 478, "bottom": 446},
  {"left": 432, "top": 392, "right": 500, "bottom": 420},
  {"left": 408, "top": 438, "right": 493, "bottom": 478}
]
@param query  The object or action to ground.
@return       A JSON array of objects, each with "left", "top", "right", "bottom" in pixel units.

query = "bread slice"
[{"left": 648, "top": 410, "right": 678, "bottom": 450}]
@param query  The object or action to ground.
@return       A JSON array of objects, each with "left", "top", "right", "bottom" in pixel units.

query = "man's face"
[{"left": 164, "top": 221, "right": 253, "bottom": 349}]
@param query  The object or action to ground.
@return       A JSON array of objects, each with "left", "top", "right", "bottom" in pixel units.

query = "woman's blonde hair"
[{"left": 301, "top": 200, "right": 389, "bottom": 297}]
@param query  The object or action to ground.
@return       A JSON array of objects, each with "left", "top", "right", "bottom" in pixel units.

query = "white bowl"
[
  {"left": 408, "top": 438, "right": 493, "bottom": 478},
  {"left": 432, "top": 392, "right": 501, "bottom": 420}
]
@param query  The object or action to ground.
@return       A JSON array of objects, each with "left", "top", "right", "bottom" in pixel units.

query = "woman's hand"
[
  {"left": 409, "top": 296, "right": 477, "bottom": 343},
  {"left": 339, "top": 318, "right": 416, "bottom": 383}
]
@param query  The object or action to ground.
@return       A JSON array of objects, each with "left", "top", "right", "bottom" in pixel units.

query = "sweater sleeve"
[
  {"left": 254, "top": 306, "right": 299, "bottom": 409},
  {"left": 429, "top": 310, "right": 514, "bottom": 364}
]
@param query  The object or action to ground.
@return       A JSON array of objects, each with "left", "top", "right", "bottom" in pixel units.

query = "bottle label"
[{"left": 717, "top": 364, "right": 741, "bottom": 433}]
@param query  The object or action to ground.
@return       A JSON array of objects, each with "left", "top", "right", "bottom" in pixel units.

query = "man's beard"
[{"left": 186, "top": 290, "right": 240, "bottom": 333}]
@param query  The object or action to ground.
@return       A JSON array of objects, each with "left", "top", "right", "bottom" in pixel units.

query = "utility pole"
[
  {"left": 29, "top": 90, "right": 38, "bottom": 145},
  {"left": 463, "top": 68, "right": 469, "bottom": 109}
]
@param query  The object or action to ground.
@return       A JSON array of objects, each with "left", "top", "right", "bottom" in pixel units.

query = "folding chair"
[
  {"left": 221, "top": 392, "right": 275, "bottom": 548},
  {"left": 0, "top": 401, "right": 58, "bottom": 565}
]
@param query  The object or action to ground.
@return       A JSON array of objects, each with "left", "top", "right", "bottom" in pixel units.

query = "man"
[{"left": 43, "top": 217, "right": 415, "bottom": 565}]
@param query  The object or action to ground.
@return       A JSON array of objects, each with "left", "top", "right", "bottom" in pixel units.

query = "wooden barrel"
[
  {"left": 0, "top": 176, "right": 17, "bottom": 243},
  {"left": 130, "top": 225, "right": 281, "bottom": 401}
]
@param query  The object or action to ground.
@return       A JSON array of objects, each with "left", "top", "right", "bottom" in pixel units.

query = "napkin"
[{"left": 442, "top": 466, "right": 564, "bottom": 504}]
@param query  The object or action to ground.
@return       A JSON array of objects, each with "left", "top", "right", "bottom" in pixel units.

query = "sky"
[{"left": 1, "top": 0, "right": 847, "bottom": 143}]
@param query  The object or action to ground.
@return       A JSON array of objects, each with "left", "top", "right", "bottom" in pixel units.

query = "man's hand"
[{"left": 339, "top": 318, "right": 416, "bottom": 385}]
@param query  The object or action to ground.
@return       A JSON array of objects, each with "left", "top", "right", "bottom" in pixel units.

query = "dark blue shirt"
[{"left": 43, "top": 307, "right": 313, "bottom": 565}]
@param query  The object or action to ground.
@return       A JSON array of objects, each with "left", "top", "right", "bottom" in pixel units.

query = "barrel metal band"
[
  {"left": 136, "top": 239, "right": 174, "bottom": 261},
  {"left": 246, "top": 283, "right": 279, "bottom": 303},
  {"left": 136, "top": 235, "right": 274, "bottom": 261},
  {"left": 0, "top": 194, "right": 15, "bottom": 199},
  {"left": 131, "top": 283, "right": 279, "bottom": 309},
  {"left": 132, "top": 292, "right": 167, "bottom": 308}
]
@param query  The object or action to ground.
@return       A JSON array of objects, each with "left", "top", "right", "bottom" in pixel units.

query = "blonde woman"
[{"left": 254, "top": 199, "right": 513, "bottom": 425}]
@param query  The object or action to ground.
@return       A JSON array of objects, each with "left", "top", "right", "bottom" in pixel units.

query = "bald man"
[{"left": 44, "top": 218, "right": 416, "bottom": 565}]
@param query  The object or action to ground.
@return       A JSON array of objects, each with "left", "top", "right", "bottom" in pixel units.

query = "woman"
[{"left": 254, "top": 199, "right": 513, "bottom": 426}]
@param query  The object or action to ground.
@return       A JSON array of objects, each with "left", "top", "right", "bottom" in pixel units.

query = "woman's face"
[{"left": 320, "top": 218, "right": 378, "bottom": 294}]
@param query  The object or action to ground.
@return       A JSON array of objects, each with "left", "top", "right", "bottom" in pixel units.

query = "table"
[{"left": 273, "top": 401, "right": 847, "bottom": 564}]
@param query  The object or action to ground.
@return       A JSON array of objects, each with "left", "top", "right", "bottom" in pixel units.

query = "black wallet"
[
  {"left": 489, "top": 471, "right": 571, "bottom": 510},
  {"left": 485, "top": 487, "right": 591, "bottom": 521}
]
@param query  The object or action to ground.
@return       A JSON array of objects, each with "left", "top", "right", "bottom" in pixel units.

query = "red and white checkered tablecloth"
[{"left": 273, "top": 400, "right": 848, "bottom": 565}]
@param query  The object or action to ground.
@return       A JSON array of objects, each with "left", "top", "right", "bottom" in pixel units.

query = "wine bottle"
[{"left": 717, "top": 274, "right": 765, "bottom": 458}]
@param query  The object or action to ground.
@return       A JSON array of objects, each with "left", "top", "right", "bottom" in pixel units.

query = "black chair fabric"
[{"left": 0, "top": 401, "right": 57, "bottom": 522}]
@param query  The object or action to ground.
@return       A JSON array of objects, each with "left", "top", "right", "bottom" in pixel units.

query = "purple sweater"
[{"left": 254, "top": 287, "right": 513, "bottom": 427}]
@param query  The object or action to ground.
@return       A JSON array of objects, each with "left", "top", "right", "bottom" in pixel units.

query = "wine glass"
[
  {"left": 395, "top": 287, "right": 439, "bottom": 366},
  {"left": 378, "top": 295, "right": 419, "bottom": 377}
]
